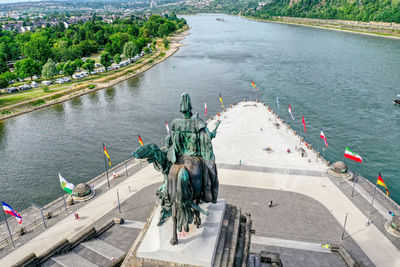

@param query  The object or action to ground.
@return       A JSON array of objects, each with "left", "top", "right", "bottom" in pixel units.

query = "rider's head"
[{"left": 180, "top": 92, "right": 192, "bottom": 118}]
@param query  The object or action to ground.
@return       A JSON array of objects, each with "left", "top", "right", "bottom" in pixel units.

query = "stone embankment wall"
[{"left": 277, "top": 16, "right": 400, "bottom": 31}]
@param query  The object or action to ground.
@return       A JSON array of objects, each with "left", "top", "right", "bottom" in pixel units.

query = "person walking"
[{"left": 268, "top": 200, "right": 273, "bottom": 208}]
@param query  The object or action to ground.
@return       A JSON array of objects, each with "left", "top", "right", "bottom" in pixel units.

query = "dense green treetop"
[
  {"left": 250, "top": 0, "right": 400, "bottom": 23},
  {"left": 42, "top": 59, "right": 58, "bottom": 80},
  {"left": 14, "top": 58, "right": 40, "bottom": 80},
  {"left": 0, "top": 14, "right": 187, "bottom": 82},
  {"left": 100, "top": 52, "right": 112, "bottom": 71}
]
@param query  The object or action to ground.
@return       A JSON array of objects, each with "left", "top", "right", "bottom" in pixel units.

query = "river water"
[{"left": 1, "top": 14, "right": 400, "bottom": 211}]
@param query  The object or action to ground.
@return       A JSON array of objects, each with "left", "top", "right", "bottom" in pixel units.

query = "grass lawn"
[
  {"left": 0, "top": 48, "right": 158, "bottom": 110},
  {"left": 0, "top": 86, "right": 68, "bottom": 108}
]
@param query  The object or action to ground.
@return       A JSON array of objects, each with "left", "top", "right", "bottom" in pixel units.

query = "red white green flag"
[{"left": 344, "top": 147, "right": 362, "bottom": 163}]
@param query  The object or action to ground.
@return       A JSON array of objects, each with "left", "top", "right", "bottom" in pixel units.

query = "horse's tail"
[{"left": 175, "top": 168, "right": 208, "bottom": 232}]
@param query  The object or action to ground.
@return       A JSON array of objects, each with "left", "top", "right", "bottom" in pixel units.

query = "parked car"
[
  {"left": 42, "top": 80, "right": 52, "bottom": 86},
  {"left": 55, "top": 78, "right": 64, "bottom": 84},
  {"left": 31, "top": 81, "right": 38, "bottom": 88},
  {"left": 63, "top": 77, "right": 71, "bottom": 82},
  {"left": 95, "top": 63, "right": 102, "bottom": 68},
  {"left": 7, "top": 87, "right": 18, "bottom": 93},
  {"left": 18, "top": 84, "right": 31, "bottom": 91},
  {"left": 72, "top": 74, "right": 82, "bottom": 79}
]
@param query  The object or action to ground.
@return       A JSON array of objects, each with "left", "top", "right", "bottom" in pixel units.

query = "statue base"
[{"left": 124, "top": 199, "right": 226, "bottom": 267}]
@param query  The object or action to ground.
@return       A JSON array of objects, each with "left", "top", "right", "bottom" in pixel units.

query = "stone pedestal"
[{"left": 128, "top": 199, "right": 226, "bottom": 267}]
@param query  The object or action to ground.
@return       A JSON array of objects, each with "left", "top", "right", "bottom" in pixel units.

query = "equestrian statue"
[{"left": 132, "top": 93, "right": 220, "bottom": 245}]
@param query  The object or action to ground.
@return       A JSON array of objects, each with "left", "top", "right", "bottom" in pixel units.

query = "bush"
[
  {"left": 148, "top": 59, "right": 154, "bottom": 64},
  {"left": 88, "top": 84, "right": 96, "bottom": 89},
  {"left": 162, "top": 38, "right": 170, "bottom": 49},
  {"left": 51, "top": 93, "right": 63, "bottom": 100},
  {"left": 42, "top": 86, "right": 50, "bottom": 92},
  {"left": 1, "top": 110, "right": 11, "bottom": 115},
  {"left": 32, "top": 99, "right": 45, "bottom": 106}
]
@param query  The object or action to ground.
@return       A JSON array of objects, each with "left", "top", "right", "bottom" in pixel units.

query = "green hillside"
[{"left": 251, "top": 0, "right": 400, "bottom": 23}]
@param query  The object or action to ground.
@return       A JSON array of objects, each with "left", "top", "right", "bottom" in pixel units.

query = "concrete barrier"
[
  {"left": 37, "top": 238, "right": 69, "bottom": 263},
  {"left": 10, "top": 252, "right": 37, "bottom": 267}
]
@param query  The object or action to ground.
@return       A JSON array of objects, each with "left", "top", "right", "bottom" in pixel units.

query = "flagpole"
[
  {"left": 370, "top": 183, "right": 377, "bottom": 215},
  {"left": 60, "top": 186, "right": 68, "bottom": 214},
  {"left": 103, "top": 143, "right": 110, "bottom": 189},
  {"left": 351, "top": 175, "right": 357, "bottom": 197},
  {"left": 2, "top": 208, "right": 15, "bottom": 248}
]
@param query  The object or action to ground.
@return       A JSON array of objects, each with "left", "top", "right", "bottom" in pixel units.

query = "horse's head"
[{"left": 132, "top": 143, "right": 160, "bottom": 163}]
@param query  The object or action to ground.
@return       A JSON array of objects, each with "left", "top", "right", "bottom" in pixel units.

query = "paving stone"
[
  {"left": 81, "top": 239, "right": 125, "bottom": 259},
  {"left": 52, "top": 252, "right": 99, "bottom": 267}
]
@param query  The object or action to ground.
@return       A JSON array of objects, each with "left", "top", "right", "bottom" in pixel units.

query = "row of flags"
[
  {"left": 219, "top": 85, "right": 388, "bottom": 198},
  {"left": 283, "top": 102, "right": 389, "bottom": 196}
]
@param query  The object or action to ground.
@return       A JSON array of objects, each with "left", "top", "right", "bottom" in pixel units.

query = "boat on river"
[{"left": 394, "top": 95, "right": 400, "bottom": 105}]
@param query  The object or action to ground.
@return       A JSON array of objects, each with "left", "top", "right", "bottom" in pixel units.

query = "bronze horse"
[{"left": 133, "top": 144, "right": 208, "bottom": 245}]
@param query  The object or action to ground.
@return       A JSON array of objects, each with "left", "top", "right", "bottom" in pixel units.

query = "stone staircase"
[
  {"left": 41, "top": 222, "right": 142, "bottom": 267},
  {"left": 42, "top": 238, "right": 124, "bottom": 267},
  {"left": 213, "top": 204, "right": 252, "bottom": 267}
]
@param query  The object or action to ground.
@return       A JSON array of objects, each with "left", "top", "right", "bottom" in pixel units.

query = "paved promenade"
[
  {"left": 1, "top": 101, "right": 399, "bottom": 266},
  {"left": 211, "top": 101, "right": 400, "bottom": 267}
]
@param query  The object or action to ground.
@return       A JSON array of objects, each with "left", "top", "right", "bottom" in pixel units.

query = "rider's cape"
[{"left": 168, "top": 116, "right": 218, "bottom": 203}]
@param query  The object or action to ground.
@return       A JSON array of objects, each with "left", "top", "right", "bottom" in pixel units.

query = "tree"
[
  {"left": 56, "top": 62, "right": 65, "bottom": 74},
  {"left": 0, "top": 71, "right": 16, "bottom": 85},
  {"left": 114, "top": 54, "right": 121, "bottom": 64},
  {"left": 106, "top": 32, "right": 130, "bottom": 55},
  {"left": 14, "top": 58, "right": 39, "bottom": 80},
  {"left": 41, "top": 59, "right": 57, "bottom": 79},
  {"left": 100, "top": 52, "right": 112, "bottom": 71},
  {"left": 0, "top": 57, "right": 8, "bottom": 74},
  {"left": 82, "top": 59, "right": 95, "bottom": 73},
  {"left": 162, "top": 37, "right": 170, "bottom": 49},
  {"left": 123, "top": 41, "right": 137, "bottom": 60},
  {"left": 20, "top": 33, "right": 53, "bottom": 65},
  {"left": 0, "top": 77, "right": 8, "bottom": 88},
  {"left": 77, "top": 40, "right": 98, "bottom": 57},
  {"left": 53, "top": 40, "right": 81, "bottom": 62},
  {"left": 157, "top": 23, "right": 170, "bottom": 37},
  {"left": 73, "top": 58, "right": 84, "bottom": 69},
  {"left": 63, "top": 61, "right": 76, "bottom": 78}
]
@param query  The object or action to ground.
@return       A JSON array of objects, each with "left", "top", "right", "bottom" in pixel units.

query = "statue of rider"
[{"left": 161, "top": 93, "right": 219, "bottom": 205}]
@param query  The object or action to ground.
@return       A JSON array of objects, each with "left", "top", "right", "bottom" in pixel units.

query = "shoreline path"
[{"left": 0, "top": 101, "right": 399, "bottom": 266}]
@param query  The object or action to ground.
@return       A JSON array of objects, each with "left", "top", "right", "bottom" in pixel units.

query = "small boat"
[
  {"left": 394, "top": 95, "right": 400, "bottom": 105},
  {"left": 216, "top": 18, "right": 224, "bottom": 22}
]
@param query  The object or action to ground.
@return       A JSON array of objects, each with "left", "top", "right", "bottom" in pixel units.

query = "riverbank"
[
  {"left": 245, "top": 16, "right": 400, "bottom": 39},
  {"left": 0, "top": 27, "right": 190, "bottom": 121}
]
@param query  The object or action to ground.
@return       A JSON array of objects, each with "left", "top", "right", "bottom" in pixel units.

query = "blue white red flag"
[{"left": 2, "top": 202, "right": 22, "bottom": 224}]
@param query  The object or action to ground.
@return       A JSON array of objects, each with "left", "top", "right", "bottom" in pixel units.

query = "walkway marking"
[
  {"left": 252, "top": 236, "right": 331, "bottom": 253},
  {"left": 81, "top": 239, "right": 125, "bottom": 260},
  {"left": 120, "top": 220, "right": 145, "bottom": 229},
  {"left": 217, "top": 163, "right": 327, "bottom": 177},
  {"left": 53, "top": 252, "right": 98, "bottom": 267}
]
